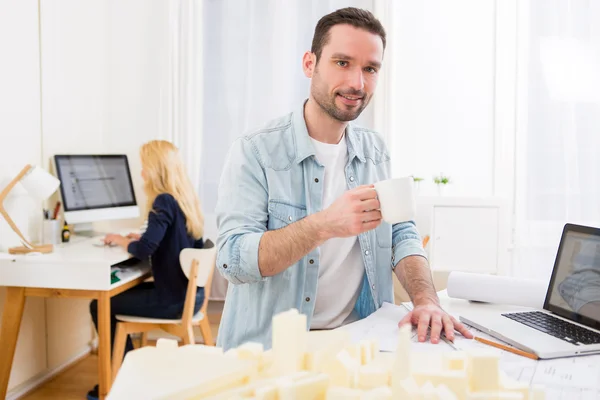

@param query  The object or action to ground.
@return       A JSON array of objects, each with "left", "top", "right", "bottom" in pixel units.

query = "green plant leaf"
[{"left": 433, "top": 174, "right": 450, "bottom": 185}]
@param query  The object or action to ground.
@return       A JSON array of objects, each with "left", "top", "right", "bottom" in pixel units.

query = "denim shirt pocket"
[
  {"left": 267, "top": 199, "right": 307, "bottom": 230},
  {"left": 376, "top": 222, "right": 392, "bottom": 248}
]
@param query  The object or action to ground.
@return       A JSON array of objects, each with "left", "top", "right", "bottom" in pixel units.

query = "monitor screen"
[
  {"left": 546, "top": 225, "right": 600, "bottom": 329},
  {"left": 54, "top": 155, "right": 137, "bottom": 211}
]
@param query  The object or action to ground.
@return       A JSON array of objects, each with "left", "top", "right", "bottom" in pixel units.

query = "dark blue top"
[{"left": 127, "top": 193, "right": 204, "bottom": 304}]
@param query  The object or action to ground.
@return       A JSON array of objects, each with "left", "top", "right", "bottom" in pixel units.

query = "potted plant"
[
  {"left": 433, "top": 173, "right": 451, "bottom": 196},
  {"left": 411, "top": 176, "right": 424, "bottom": 194}
]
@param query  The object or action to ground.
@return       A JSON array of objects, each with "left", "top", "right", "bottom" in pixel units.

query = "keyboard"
[
  {"left": 90, "top": 236, "right": 119, "bottom": 247},
  {"left": 502, "top": 311, "right": 600, "bottom": 345},
  {"left": 92, "top": 240, "right": 118, "bottom": 248}
]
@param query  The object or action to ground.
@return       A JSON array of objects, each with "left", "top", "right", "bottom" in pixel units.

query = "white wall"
[
  {"left": 388, "top": 0, "right": 497, "bottom": 197},
  {"left": 1, "top": 0, "right": 171, "bottom": 394},
  {"left": 0, "top": 0, "right": 48, "bottom": 392},
  {"left": 0, "top": 0, "right": 43, "bottom": 249}
]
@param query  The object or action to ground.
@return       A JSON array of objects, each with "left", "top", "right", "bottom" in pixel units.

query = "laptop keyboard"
[{"left": 502, "top": 311, "right": 600, "bottom": 346}]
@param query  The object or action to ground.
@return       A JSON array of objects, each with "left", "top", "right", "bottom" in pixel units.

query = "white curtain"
[
  {"left": 201, "top": 0, "right": 376, "bottom": 299},
  {"left": 513, "top": 0, "right": 600, "bottom": 279},
  {"left": 162, "top": 0, "right": 203, "bottom": 192}
]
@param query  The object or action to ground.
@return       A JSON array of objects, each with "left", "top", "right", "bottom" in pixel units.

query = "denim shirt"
[{"left": 215, "top": 101, "right": 427, "bottom": 350}]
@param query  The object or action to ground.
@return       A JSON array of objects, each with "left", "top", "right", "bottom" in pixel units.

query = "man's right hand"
[{"left": 317, "top": 184, "right": 382, "bottom": 239}]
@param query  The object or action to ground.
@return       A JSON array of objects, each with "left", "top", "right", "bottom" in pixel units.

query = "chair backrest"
[
  {"left": 179, "top": 244, "right": 217, "bottom": 327},
  {"left": 180, "top": 240, "right": 215, "bottom": 286}
]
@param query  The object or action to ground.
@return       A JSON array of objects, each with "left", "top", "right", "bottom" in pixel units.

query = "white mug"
[
  {"left": 373, "top": 177, "right": 416, "bottom": 224},
  {"left": 43, "top": 219, "right": 62, "bottom": 245}
]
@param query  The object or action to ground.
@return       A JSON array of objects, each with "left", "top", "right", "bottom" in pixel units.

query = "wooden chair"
[{"left": 111, "top": 244, "right": 217, "bottom": 380}]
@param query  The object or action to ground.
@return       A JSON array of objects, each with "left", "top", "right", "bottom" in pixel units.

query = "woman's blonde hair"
[{"left": 140, "top": 140, "right": 204, "bottom": 239}]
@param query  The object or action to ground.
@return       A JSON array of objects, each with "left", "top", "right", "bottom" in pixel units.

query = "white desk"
[{"left": 0, "top": 238, "right": 151, "bottom": 400}]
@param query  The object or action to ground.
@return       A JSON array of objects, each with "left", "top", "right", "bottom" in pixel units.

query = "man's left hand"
[{"left": 398, "top": 303, "right": 474, "bottom": 343}]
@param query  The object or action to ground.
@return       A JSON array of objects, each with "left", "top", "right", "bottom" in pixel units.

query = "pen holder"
[{"left": 43, "top": 220, "right": 62, "bottom": 245}]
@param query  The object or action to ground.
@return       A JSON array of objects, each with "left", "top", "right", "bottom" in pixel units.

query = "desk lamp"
[{"left": 0, "top": 164, "right": 60, "bottom": 254}]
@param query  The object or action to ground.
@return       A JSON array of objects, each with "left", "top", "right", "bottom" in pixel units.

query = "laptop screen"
[{"left": 546, "top": 224, "right": 600, "bottom": 330}]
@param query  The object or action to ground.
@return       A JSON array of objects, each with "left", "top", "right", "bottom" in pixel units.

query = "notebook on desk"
[{"left": 460, "top": 223, "right": 600, "bottom": 359}]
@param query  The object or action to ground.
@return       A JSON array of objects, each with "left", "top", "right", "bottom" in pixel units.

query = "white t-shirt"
[{"left": 309, "top": 134, "right": 365, "bottom": 329}]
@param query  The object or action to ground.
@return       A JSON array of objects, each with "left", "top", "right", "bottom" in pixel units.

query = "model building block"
[
  {"left": 465, "top": 392, "right": 523, "bottom": 400},
  {"left": 443, "top": 351, "right": 467, "bottom": 371},
  {"left": 437, "top": 384, "right": 459, "bottom": 400},
  {"left": 321, "top": 349, "right": 360, "bottom": 387},
  {"left": 412, "top": 369, "right": 467, "bottom": 400},
  {"left": 356, "top": 364, "right": 389, "bottom": 390},
  {"left": 277, "top": 373, "right": 329, "bottom": 399},
  {"left": 360, "top": 386, "right": 393, "bottom": 399},
  {"left": 467, "top": 349, "right": 501, "bottom": 392},
  {"left": 237, "top": 342, "right": 264, "bottom": 361},
  {"left": 272, "top": 309, "right": 307, "bottom": 375},
  {"left": 325, "top": 386, "right": 363, "bottom": 400},
  {"left": 391, "top": 324, "right": 412, "bottom": 389},
  {"left": 392, "top": 377, "right": 421, "bottom": 399},
  {"left": 304, "top": 330, "right": 351, "bottom": 372}
]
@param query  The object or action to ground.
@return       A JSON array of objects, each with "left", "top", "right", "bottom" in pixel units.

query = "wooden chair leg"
[
  {"left": 140, "top": 331, "right": 148, "bottom": 347},
  {"left": 182, "top": 324, "right": 195, "bottom": 345},
  {"left": 198, "top": 317, "right": 215, "bottom": 346},
  {"left": 112, "top": 323, "right": 129, "bottom": 382}
]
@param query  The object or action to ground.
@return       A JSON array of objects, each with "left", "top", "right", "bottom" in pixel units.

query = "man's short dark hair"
[{"left": 311, "top": 7, "right": 386, "bottom": 62}]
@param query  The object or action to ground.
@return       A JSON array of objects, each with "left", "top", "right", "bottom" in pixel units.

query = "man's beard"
[{"left": 311, "top": 78, "right": 369, "bottom": 122}]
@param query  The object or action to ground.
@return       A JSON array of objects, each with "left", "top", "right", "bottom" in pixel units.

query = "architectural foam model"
[{"left": 108, "top": 308, "right": 545, "bottom": 400}]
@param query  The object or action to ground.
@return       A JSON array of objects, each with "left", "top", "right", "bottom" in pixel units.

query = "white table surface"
[{"left": 0, "top": 237, "right": 150, "bottom": 291}]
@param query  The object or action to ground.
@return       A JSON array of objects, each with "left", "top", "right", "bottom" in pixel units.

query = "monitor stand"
[{"left": 71, "top": 223, "right": 103, "bottom": 238}]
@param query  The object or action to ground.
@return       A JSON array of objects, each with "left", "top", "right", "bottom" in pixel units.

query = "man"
[{"left": 215, "top": 7, "right": 472, "bottom": 350}]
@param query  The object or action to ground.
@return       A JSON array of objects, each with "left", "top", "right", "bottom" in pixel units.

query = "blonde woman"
[{"left": 87, "top": 140, "right": 205, "bottom": 400}]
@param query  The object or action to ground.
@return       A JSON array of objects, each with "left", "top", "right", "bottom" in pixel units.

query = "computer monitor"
[{"left": 53, "top": 155, "right": 140, "bottom": 234}]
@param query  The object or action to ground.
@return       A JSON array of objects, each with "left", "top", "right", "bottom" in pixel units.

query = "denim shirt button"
[
  {"left": 288, "top": 216, "right": 292, "bottom": 221},
  {"left": 365, "top": 250, "right": 370, "bottom": 256},
  {"left": 309, "top": 259, "right": 314, "bottom": 264},
  {"left": 223, "top": 264, "right": 228, "bottom": 269},
  {"left": 305, "top": 297, "right": 310, "bottom": 302},
  {"left": 372, "top": 284, "right": 376, "bottom": 290},
  {"left": 314, "top": 178, "right": 319, "bottom": 183},
  {"left": 349, "top": 176, "right": 354, "bottom": 182}
]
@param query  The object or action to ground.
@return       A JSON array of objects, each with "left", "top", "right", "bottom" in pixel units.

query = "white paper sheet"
[
  {"left": 339, "top": 302, "right": 457, "bottom": 353},
  {"left": 447, "top": 271, "right": 548, "bottom": 308}
]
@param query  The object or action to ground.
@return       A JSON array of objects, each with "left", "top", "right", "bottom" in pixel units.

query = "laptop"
[{"left": 460, "top": 223, "right": 600, "bottom": 359}]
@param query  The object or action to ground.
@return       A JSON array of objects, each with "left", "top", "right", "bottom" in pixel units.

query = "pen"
[
  {"left": 474, "top": 336, "right": 539, "bottom": 360},
  {"left": 52, "top": 201, "right": 61, "bottom": 220},
  {"left": 441, "top": 333, "right": 460, "bottom": 350}
]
